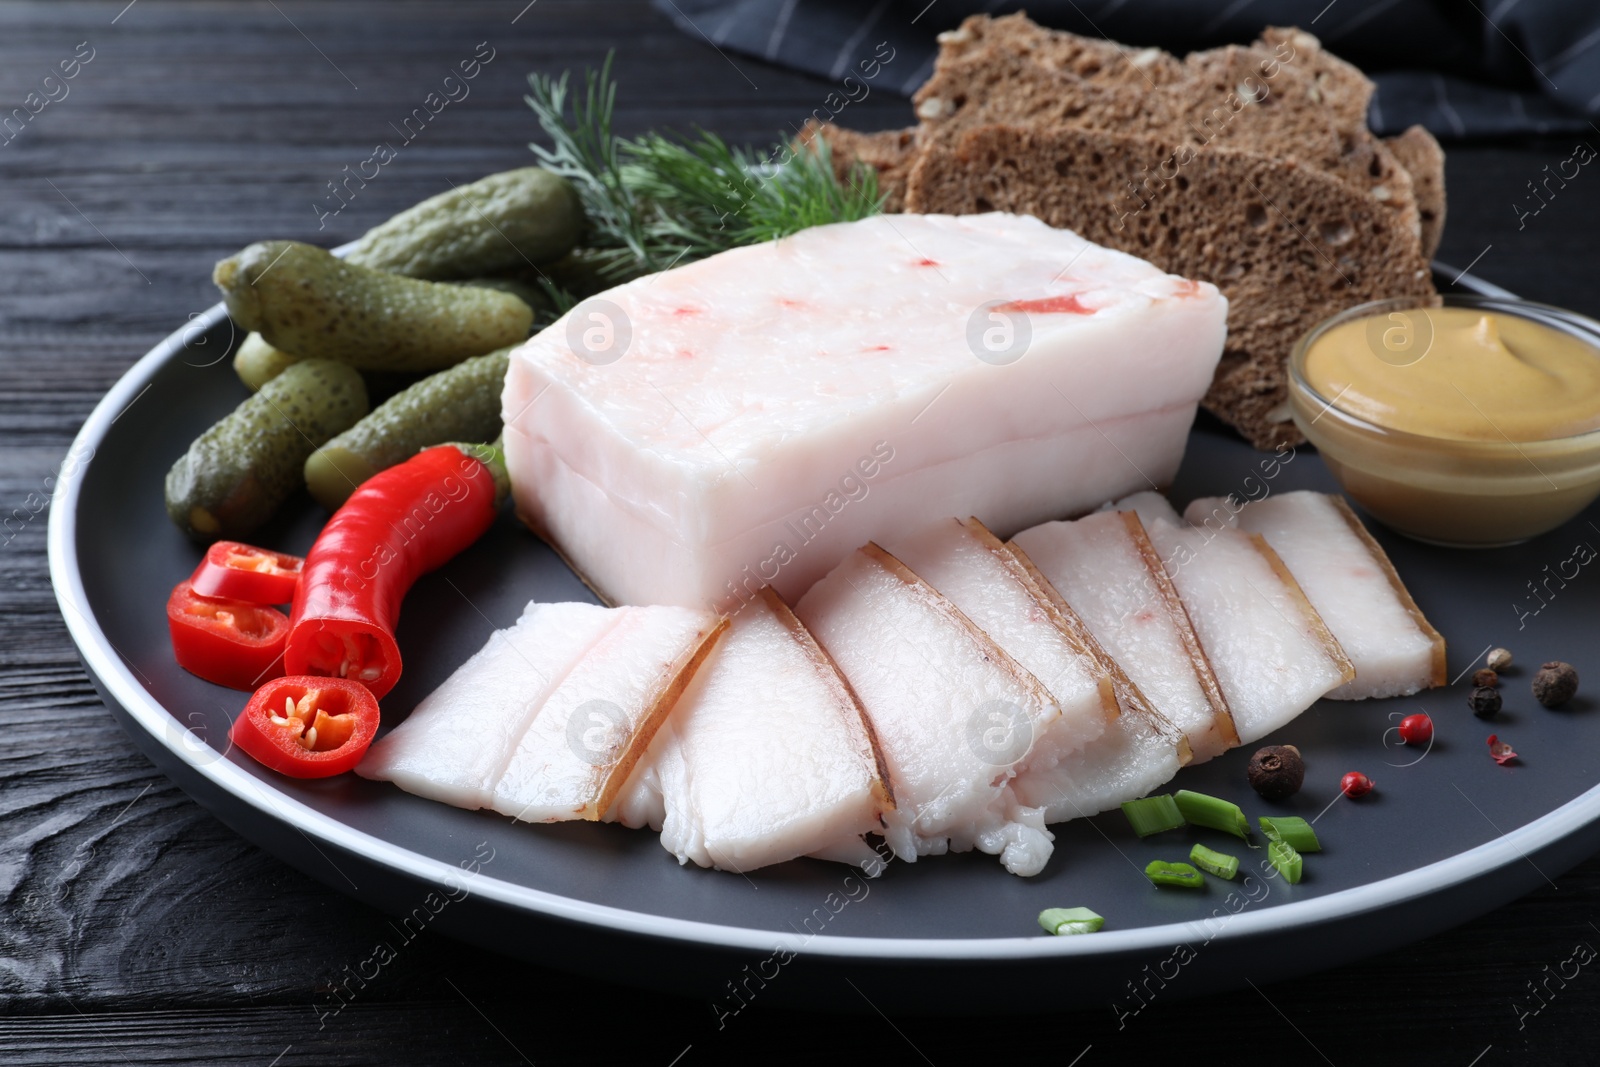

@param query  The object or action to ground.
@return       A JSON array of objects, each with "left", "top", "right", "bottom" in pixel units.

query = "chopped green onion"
[
  {"left": 1144, "top": 860, "right": 1205, "bottom": 888},
  {"left": 1173, "top": 789, "right": 1250, "bottom": 838},
  {"left": 1189, "top": 842, "right": 1240, "bottom": 880},
  {"left": 1121, "top": 794, "right": 1185, "bottom": 837},
  {"left": 1258, "top": 816, "right": 1322, "bottom": 852},
  {"left": 1038, "top": 907, "right": 1105, "bottom": 935},
  {"left": 1268, "top": 839, "right": 1303, "bottom": 884}
]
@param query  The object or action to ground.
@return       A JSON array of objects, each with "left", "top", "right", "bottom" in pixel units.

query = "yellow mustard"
[{"left": 1302, "top": 306, "right": 1600, "bottom": 442}]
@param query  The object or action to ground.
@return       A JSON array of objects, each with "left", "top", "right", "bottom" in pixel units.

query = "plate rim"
[{"left": 48, "top": 266, "right": 1589, "bottom": 964}]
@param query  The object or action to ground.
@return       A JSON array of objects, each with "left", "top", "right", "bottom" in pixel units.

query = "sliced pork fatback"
[
  {"left": 616, "top": 588, "right": 893, "bottom": 874},
  {"left": 1011, "top": 708, "right": 1190, "bottom": 820},
  {"left": 504, "top": 212, "right": 1228, "bottom": 609},
  {"left": 1012, "top": 510, "right": 1236, "bottom": 761},
  {"left": 1112, "top": 492, "right": 1355, "bottom": 745},
  {"left": 490, "top": 606, "right": 726, "bottom": 823},
  {"left": 886, "top": 517, "right": 1118, "bottom": 763},
  {"left": 356, "top": 602, "right": 618, "bottom": 808},
  {"left": 1185, "top": 491, "right": 1446, "bottom": 699},
  {"left": 795, "top": 544, "right": 1060, "bottom": 876}
]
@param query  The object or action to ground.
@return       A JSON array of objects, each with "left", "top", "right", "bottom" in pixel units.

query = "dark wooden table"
[{"left": 5, "top": 2, "right": 1600, "bottom": 1062}]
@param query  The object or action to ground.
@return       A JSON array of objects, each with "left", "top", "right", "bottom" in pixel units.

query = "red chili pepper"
[
  {"left": 284, "top": 444, "right": 502, "bottom": 699},
  {"left": 167, "top": 579, "right": 289, "bottom": 690},
  {"left": 230, "top": 675, "right": 380, "bottom": 777},
  {"left": 190, "top": 540, "right": 304, "bottom": 604}
]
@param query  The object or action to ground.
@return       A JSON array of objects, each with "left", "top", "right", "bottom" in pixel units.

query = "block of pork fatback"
[{"left": 502, "top": 212, "right": 1228, "bottom": 609}]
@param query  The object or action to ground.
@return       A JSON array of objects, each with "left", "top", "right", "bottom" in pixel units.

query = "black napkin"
[{"left": 654, "top": 0, "right": 1600, "bottom": 139}]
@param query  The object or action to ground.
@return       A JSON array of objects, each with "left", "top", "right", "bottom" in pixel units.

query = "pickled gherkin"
[
  {"left": 232, "top": 279, "right": 548, "bottom": 391},
  {"left": 343, "top": 167, "right": 581, "bottom": 280},
  {"left": 213, "top": 241, "right": 531, "bottom": 373},
  {"left": 303, "top": 346, "right": 511, "bottom": 510},
  {"left": 165, "top": 359, "right": 368, "bottom": 541}
]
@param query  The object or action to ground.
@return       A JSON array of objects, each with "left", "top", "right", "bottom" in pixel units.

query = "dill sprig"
[{"left": 526, "top": 54, "right": 882, "bottom": 293}]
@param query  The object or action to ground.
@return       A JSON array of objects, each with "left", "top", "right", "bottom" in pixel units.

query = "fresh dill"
[{"left": 526, "top": 54, "right": 882, "bottom": 294}]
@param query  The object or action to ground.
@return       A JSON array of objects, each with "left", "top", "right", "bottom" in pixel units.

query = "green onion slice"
[
  {"left": 1144, "top": 860, "right": 1205, "bottom": 888},
  {"left": 1173, "top": 789, "right": 1250, "bottom": 838},
  {"left": 1188, "top": 842, "right": 1240, "bottom": 880},
  {"left": 1121, "top": 794, "right": 1185, "bottom": 837},
  {"left": 1258, "top": 816, "right": 1321, "bottom": 852},
  {"left": 1038, "top": 907, "right": 1105, "bottom": 935},
  {"left": 1268, "top": 839, "right": 1304, "bottom": 884}
]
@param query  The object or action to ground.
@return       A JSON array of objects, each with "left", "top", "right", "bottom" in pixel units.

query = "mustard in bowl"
[{"left": 1287, "top": 294, "right": 1600, "bottom": 547}]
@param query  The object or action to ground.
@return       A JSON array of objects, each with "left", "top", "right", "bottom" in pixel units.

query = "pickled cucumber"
[
  {"left": 214, "top": 241, "right": 532, "bottom": 373},
  {"left": 233, "top": 280, "right": 545, "bottom": 391},
  {"left": 232, "top": 332, "right": 302, "bottom": 391},
  {"left": 343, "top": 168, "right": 582, "bottom": 280},
  {"left": 303, "top": 346, "right": 511, "bottom": 510},
  {"left": 166, "top": 359, "right": 368, "bottom": 541}
]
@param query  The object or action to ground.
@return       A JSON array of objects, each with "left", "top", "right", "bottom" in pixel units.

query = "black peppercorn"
[
  {"left": 1469, "top": 685, "right": 1501, "bottom": 719},
  {"left": 1533, "top": 661, "right": 1579, "bottom": 708},
  {"left": 1247, "top": 744, "right": 1304, "bottom": 801},
  {"left": 1472, "top": 668, "right": 1498, "bottom": 688}
]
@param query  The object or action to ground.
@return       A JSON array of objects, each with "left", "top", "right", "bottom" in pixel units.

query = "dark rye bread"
[
  {"left": 1385, "top": 125, "right": 1447, "bottom": 260},
  {"left": 913, "top": 48, "right": 1187, "bottom": 139},
  {"left": 935, "top": 15, "right": 1373, "bottom": 132},
  {"left": 933, "top": 13, "right": 1190, "bottom": 88},
  {"left": 902, "top": 123, "right": 1436, "bottom": 449},
  {"left": 911, "top": 43, "right": 1424, "bottom": 245},
  {"left": 819, "top": 19, "right": 1436, "bottom": 252},
  {"left": 1251, "top": 27, "right": 1373, "bottom": 132}
]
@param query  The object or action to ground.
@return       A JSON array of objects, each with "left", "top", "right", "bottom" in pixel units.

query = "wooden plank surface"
[{"left": 4, "top": 1, "right": 1600, "bottom": 1063}]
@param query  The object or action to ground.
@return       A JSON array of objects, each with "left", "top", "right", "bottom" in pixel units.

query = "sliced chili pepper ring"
[
  {"left": 167, "top": 580, "right": 289, "bottom": 691},
  {"left": 231, "top": 676, "right": 380, "bottom": 778},
  {"left": 191, "top": 541, "right": 304, "bottom": 604}
]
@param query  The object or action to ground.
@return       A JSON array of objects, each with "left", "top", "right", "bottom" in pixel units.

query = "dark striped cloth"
[{"left": 653, "top": 0, "right": 1600, "bottom": 139}]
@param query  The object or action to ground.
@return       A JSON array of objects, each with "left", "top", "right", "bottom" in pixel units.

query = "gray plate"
[{"left": 48, "top": 267, "right": 1600, "bottom": 1014}]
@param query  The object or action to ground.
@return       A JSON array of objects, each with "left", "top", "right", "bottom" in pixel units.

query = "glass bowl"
[{"left": 1287, "top": 294, "right": 1600, "bottom": 548}]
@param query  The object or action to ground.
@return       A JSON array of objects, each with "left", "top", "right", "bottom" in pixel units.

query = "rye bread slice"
[
  {"left": 1177, "top": 43, "right": 1421, "bottom": 239},
  {"left": 1251, "top": 27, "right": 1374, "bottom": 133},
  {"left": 902, "top": 122, "right": 1435, "bottom": 449},
  {"left": 914, "top": 33, "right": 1423, "bottom": 246},
  {"left": 935, "top": 12, "right": 1189, "bottom": 88},
  {"left": 913, "top": 47, "right": 1187, "bottom": 141},
  {"left": 1385, "top": 124, "right": 1447, "bottom": 260}
]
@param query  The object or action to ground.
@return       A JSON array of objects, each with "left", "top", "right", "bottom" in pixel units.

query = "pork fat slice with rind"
[
  {"left": 503, "top": 212, "right": 1228, "bottom": 609},
  {"left": 355, "top": 602, "right": 618, "bottom": 808},
  {"left": 615, "top": 589, "right": 893, "bottom": 874},
  {"left": 886, "top": 517, "right": 1118, "bottom": 764},
  {"left": 1113, "top": 491, "right": 1354, "bottom": 744},
  {"left": 1012, "top": 510, "right": 1236, "bottom": 762},
  {"left": 795, "top": 543, "right": 1059, "bottom": 877},
  {"left": 490, "top": 606, "right": 726, "bottom": 823},
  {"left": 1184, "top": 491, "right": 1446, "bottom": 699}
]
